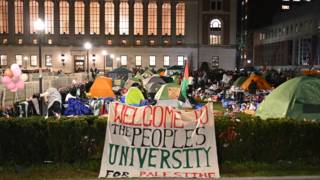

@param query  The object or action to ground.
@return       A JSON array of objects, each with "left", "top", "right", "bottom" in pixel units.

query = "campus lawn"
[{"left": 1, "top": 161, "right": 319, "bottom": 179}]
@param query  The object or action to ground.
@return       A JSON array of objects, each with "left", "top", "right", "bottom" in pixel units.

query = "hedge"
[{"left": 0, "top": 115, "right": 319, "bottom": 165}]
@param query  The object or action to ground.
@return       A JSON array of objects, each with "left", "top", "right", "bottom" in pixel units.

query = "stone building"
[
  {"left": 0, "top": 0, "right": 237, "bottom": 73},
  {"left": 253, "top": 0, "right": 320, "bottom": 67}
]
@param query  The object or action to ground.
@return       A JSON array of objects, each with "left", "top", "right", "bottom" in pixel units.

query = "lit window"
[
  {"left": 163, "top": 56, "right": 170, "bottom": 66},
  {"left": 136, "top": 40, "right": 141, "bottom": 45},
  {"left": 150, "top": 40, "right": 155, "bottom": 45},
  {"left": 60, "top": 1, "right": 69, "bottom": 34},
  {"left": 75, "top": 1, "right": 85, "bottom": 34},
  {"left": 120, "top": 55, "right": 127, "bottom": 66},
  {"left": 135, "top": 56, "right": 142, "bottom": 66},
  {"left": 29, "top": 0, "right": 39, "bottom": 34},
  {"left": 15, "top": 0, "right": 23, "bottom": 34},
  {"left": 18, "top": 38, "right": 22, "bottom": 44},
  {"left": 164, "top": 40, "right": 169, "bottom": 45},
  {"left": 177, "top": 56, "right": 184, "bottom": 66},
  {"left": 119, "top": 2, "right": 129, "bottom": 35},
  {"left": 45, "top": 0, "right": 54, "bottom": 34},
  {"left": 148, "top": 3, "right": 157, "bottom": 35},
  {"left": 162, "top": 3, "right": 171, "bottom": 35},
  {"left": 0, "top": 55, "right": 7, "bottom": 66},
  {"left": 16, "top": 55, "right": 23, "bottom": 66},
  {"left": 33, "top": 39, "right": 38, "bottom": 44},
  {"left": 134, "top": 2, "right": 143, "bottom": 35},
  {"left": 48, "top": 39, "right": 52, "bottom": 44},
  {"left": 0, "top": 0, "right": 8, "bottom": 34},
  {"left": 121, "top": 39, "right": 127, "bottom": 45},
  {"left": 176, "top": 3, "right": 185, "bottom": 36},
  {"left": 3, "top": 38, "right": 7, "bottom": 44},
  {"left": 105, "top": 2, "right": 114, "bottom": 35},
  {"left": 90, "top": 1, "right": 100, "bottom": 34},
  {"left": 281, "top": 5, "right": 290, "bottom": 10},
  {"left": 209, "top": 19, "right": 222, "bottom": 45},
  {"left": 149, "top": 56, "right": 156, "bottom": 67}
]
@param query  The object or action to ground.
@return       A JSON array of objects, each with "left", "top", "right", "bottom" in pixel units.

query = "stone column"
[
  {"left": 8, "top": 0, "right": 14, "bottom": 44},
  {"left": 54, "top": 0, "right": 60, "bottom": 38},
  {"left": 69, "top": 0, "right": 75, "bottom": 36},
  {"left": 114, "top": 0, "right": 120, "bottom": 36},
  {"left": 171, "top": 1, "right": 177, "bottom": 41},
  {"left": 84, "top": 0, "right": 90, "bottom": 35},
  {"left": 142, "top": 0, "right": 148, "bottom": 44},
  {"left": 100, "top": 0, "right": 105, "bottom": 36},
  {"left": 24, "top": 0, "right": 30, "bottom": 35},
  {"left": 156, "top": 0, "right": 162, "bottom": 36},
  {"left": 129, "top": 0, "right": 134, "bottom": 38}
]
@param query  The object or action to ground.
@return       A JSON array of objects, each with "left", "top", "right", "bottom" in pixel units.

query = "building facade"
[
  {"left": 238, "top": 0, "right": 312, "bottom": 67},
  {"left": 253, "top": 0, "right": 320, "bottom": 67},
  {"left": 0, "top": 0, "right": 237, "bottom": 73}
]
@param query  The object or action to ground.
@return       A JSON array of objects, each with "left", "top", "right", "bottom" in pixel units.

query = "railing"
[{"left": 0, "top": 73, "right": 87, "bottom": 107}]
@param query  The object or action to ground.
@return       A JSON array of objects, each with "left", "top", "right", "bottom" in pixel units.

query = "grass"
[
  {"left": 213, "top": 102, "right": 226, "bottom": 112},
  {"left": 1, "top": 161, "right": 319, "bottom": 179}
]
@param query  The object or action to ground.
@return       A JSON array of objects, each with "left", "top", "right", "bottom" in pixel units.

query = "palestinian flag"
[{"left": 178, "top": 59, "right": 192, "bottom": 108}]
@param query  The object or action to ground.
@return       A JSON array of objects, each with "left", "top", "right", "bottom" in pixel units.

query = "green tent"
[
  {"left": 155, "top": 83, "right": 180, "bottom": 100},
  {"left": 125, "top": 87, "right": 145, "bottom": 105},
  {"left": 256, "top": 76, "right": 320, "bottom": 121},
  {"left": 233, "top": 76, "right": 247, "bottom": 87}
]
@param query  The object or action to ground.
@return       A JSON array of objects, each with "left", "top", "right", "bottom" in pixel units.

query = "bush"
[{"left": 0, "top": 115, "right": 319, "bottom": 165}]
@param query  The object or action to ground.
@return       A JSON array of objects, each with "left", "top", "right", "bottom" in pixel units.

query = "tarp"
[
  {"left": 155, "top": 83, "right": 180, "bottom": 100},
  {"left": 240, "top": 74, "right": 271, "bottom": 90},
  {"left": 256, "top": 76, "right": 320, "bottom": 120},
  {"left": 233, "top": 76, "right": 247, "bottom": 87},
  {"left": 142, "top": 76, "right": 165, "bottom": 88},
  {"left": 89, "top": 77, "right": 115, "bottom": 98},
  {"left": 125, "top": 87, "right": 145, "bottom": 105}
]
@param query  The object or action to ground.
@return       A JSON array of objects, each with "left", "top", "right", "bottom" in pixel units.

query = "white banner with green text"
[{"left": 99, "top": 102, "right": 220, "bottom": 178}]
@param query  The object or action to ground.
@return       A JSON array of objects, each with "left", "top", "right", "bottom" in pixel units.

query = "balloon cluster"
[{"left": 1, "top": 64, "right": 28, "bottom": 92}]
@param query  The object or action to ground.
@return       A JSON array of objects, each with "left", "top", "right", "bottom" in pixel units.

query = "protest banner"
[{"left": 99, "top": 102, "right": 220, "bottom": 178}]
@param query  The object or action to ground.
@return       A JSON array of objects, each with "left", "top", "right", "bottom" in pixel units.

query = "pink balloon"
[
  {"left": 6, "top": 82, "right": 15, "bottom": 90},
  {"left": 11, "top": 76, "right": 20, "bottom": 83},
  {"left": 16, "top": 80, "right": 25, "bottom": 90},
  {"left": 11, "top": 68, "right": 22, "bottom": 77},
  {"left": 10, "top": 86, "right": 18, "bottom": 92},
  {"left": 2, "top": 76, "right": 11, "bottom": 84}
]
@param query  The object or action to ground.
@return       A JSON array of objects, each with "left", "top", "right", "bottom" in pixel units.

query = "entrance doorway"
[{"left": 74, "top": 55, "right": 85, "bottom": 73}]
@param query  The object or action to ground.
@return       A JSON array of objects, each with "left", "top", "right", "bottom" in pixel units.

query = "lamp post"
[
  {"left": 102, "top": 50, "right": 107, "bottom": 75},
  {"left": 34, "top": 18, "right": 45, "bottom": 115},
  {"left": 84, "top": 42, "right": 92, "bottom": 80}
]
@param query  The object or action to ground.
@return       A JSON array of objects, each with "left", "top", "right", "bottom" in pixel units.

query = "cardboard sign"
[
  {"left": 99, "top": 103, "right": 220, "bottom": 178},
  {"left": 167, "top": 87, "right": 181, "bottom": 99}
]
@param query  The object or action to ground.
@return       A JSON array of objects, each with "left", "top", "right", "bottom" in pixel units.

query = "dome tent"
[
  {"left": 88, "top": 76, "right": 115, "bottom": 98},
  {"left": 256, "top": 76, "right": 320, "bottom": 121},
  {"left": 240, "top": 73, "right": 271, "bottom": 91},
  {"left": 154, "top": 83, "right": 180, "bottom": 107},
  {"left": 125, "top": 87, "right": 145, "bottom": 106}
]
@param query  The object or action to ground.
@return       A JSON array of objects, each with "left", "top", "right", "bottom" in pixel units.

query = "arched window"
[
  {"left": 162, "top": 3, "right": 171, "bottom": 35},
  {"left": 148, "top": 3, "right": 157, "bottom": 35},
  {"left": 119, "top": 2, "right": 129, "bottom": 35},
  {"left": 45, "top": 0, "right": 54, "bottom": 34},
  {"left": 75, "top": 1, "right": 84, "bottom": 34},
  {"left": 105, "top": 2, "right": 114, "bottom": 35},
  {"left": 134, "top": 2, "right": 143, "bottom": 35},
  {"left": 15, "top": 0, "right": 24, "bottom": 34},
  {"left": 0, "top": 0, "right": 8, "bottom": 33},
  {"left": 209, "top": 19, "right": 222, "bottom": 45},
  {"left": 29, "top": 0, "right": 39, "bottom": 33},
  {"left": 59, "top": 1, "right": 69, "bottom": 34},
  {"left": 176, "top": 2, "right": 185, "bottom": 36},
  {"left": 90, "top": 1, "right": 100, "bottom": 34}
]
